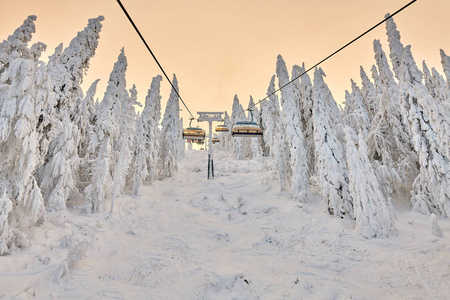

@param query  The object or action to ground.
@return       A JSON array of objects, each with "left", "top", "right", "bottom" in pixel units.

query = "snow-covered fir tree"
[
  {"left": 345, "top": 126, "right": 397, "bottom": 238},
  {"left": 39, "top": 16, "right": 104, "bottom": 211},
  {"left": 83, "top": 49, "right": 127, "bottom": 213},
  {"left": 312, "top": 68, "right": 353, "bottom": 218},
  {"left": 440, "top": 49, "right": 450, "bottom": 87},
  {"left": 74, "top": 79, "right": 100, "bottom": 186},
  {"left": 178, "top": 117, "right": 185, "bottom": 161},
  {"left": 40, "top": 111, "right": 80, "bottom": 211},
  {"left": 399, "top": 45, "right": 450, "bottom": 217},
  {"left": 276, "top": 55, "right": 309, "bottom": 201},
  {"left": 159, "top": 74, "right": 181, "bottom": 178},
  {"left": 359, "top": 66, "right": 378, "bottom": 122},
  {"left": 112, "top": 84, "right": 138, "bottom": 198},
  {"left": 248, "top": 97, "right": 262, "bottom": 161},
  {"left": 294, "top": 64, "right": 315, "bottom": 176},
  {"left": 385, "top": 14, "right": 404, "bottom": 80},
  {"left": 423, "top": 61, "right": 450, "bottom": 104},
  {"left": 264, "top": 75, "right": 290, "bottom": 189},
  {"left": 0, "top": 57, "right": 52, "bottom": 252},
  {"left": 129, "top": 116, "right": 148, "bottom": 196},
  {"left": 343, "top": 79, "right": 370, "bottom": 135},
  {"left": 231, "top": 95, "right": 245, "bottom": 160},
  {"left": 367, "top": 40, "right": 417, "bottom": 184},
  {"left": 141, "top": 75, "right": 163, "bottom": 182}
]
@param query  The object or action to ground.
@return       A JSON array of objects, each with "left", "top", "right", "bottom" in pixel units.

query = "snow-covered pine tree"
[
  {"left": 367, "top": 40, "right": 417, "bottom": 184},
  {"left": 40, "top": 111, "right": 80, "bottom": 211},
  {"left": 359, "top": 66, "right": 378, "bottom": 122},
  {"left": 231, "top": 95, "right": 245, "bottom": 160},
  {"left": 343, "top": 79, "right": 370, "bottom": 135},
  {"left": 74, "top": 79, "right": 100, "bottom": 186},
  {"left": 0, "top": 58, "right": 52, "bottom": 252},
  {"left": 248, "top": 97, "right": 262, "bottom": 161},
  {"left": 83, "top": 49, "right": 127, "bottom": 213},
  {"left": 385, "top": 14, "right": 404, "bottom": 81},
  {"left": 293, "top": 64, "right": 315, "bottom": 177},
  {"left": 112, "top": 84, "right": 138, "bottom": 198},
  {"left": 47, "top": 16, "right": 104, "bottom": 115},
  {"left": 0, "top": 191, "right": 13, "bottom": 255},
  {"left": 370, "top": 64, "right": 383, "bottom": 97},
  {"left": 178, "top": 117, "right": 185, "bottom": 161},
  {"left": 399, "top": 45, "right": 450, "bottom": 216},
  {"left": 440, "top": 49, "right": 450, "bottom": 87},
  {"left": 221, "top": 111, "right": 233, "bottom": 152},
  {"left": 159, "top": 74, "right": 181, "bottom": 178},
  {"left": 313, "top": 67, "right": 353, "bottom": 218},
  {"left": 432, "top": 69, "right": 450, "bottom": 105},
  {"left": 344, "top": 126, "right": 396, "bottom": 238},
  {"left": 0, "top": 16, "right": 37, "bottom": 67},
  {"left": 40, "top": 16, "right": 104, "bottom": 211},
  {"left": 276, "top": 55, "right": 309, "bottom": 201},
  {"left": 264, "top": 75, "right": 290, "bottom": 189},
  {"left": 139, "top": 75, "right": 163, "bottom": 182},
  {"left": 129, "top": 116, "right": 148, "bottom": 196}
]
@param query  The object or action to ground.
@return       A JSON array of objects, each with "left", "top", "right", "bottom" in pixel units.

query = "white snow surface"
[{"left": 1, "top": 150, "right": 450, "bottom": 299}]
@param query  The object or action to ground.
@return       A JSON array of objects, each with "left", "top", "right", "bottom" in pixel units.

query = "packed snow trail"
[{"left": 1, "top": 150, "right": 450, "bottom": 299}]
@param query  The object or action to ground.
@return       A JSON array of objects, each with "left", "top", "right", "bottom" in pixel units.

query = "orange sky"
[{"left": 1, "top": 0, "right": 449, "bottom": 126}]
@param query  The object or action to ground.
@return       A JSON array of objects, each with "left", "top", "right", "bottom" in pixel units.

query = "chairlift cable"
[
  {"left": 243, "top": 0, "right": 417, "bottom": 114},
  {"left": 115, "top": 0, "right": 195, "bottom": 119}
]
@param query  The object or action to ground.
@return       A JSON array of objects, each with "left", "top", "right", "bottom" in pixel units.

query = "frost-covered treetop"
[
  {"left": 399, "top": 45, "right": 423, "bottom": 86},
  {"left": 385, "top": 13, "right": 404, "bottom": 80},
  {"left": 50, "top": 16, "right": 104, "bottom": 85},
  {"left": 0, "top": 15, "right": 37, "bottom": 61}
]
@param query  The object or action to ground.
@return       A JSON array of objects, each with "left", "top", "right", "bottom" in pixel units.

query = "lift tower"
[{"left": 197, "top": 112, "right": 223, "bottom": 179}]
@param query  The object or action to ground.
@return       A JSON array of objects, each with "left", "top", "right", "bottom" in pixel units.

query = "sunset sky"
[{"left": 2, "top": 0, "right": 449, "bottom": 126}]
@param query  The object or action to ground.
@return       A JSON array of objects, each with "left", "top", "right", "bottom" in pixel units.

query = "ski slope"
[{"left": 1, "top": 150, "right": 449, "bottom": 299}]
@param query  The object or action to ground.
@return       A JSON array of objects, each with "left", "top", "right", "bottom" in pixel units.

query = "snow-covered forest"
[{"left": 1, "top": 14, "right": 450, "bottom": 298}]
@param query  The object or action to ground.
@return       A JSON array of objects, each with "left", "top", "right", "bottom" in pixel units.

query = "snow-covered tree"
[
  {"left": 74, "top": 79, "right": 100, "bottom": 185},
  {"left": 0, "top": 58, "right": 52, "bottom": 252},
  {"left": 83, "top": 49, "right": 127, "bottom": 213},
  {"left": 178, "top": 117, "right": 185, "bottom": 161},
  {"left": 313, "top": 68, "right": 353, "bottom": 218},
  {"left": 385, "top": 14, "right": 404, "bottom": 80},
  {"left": 343, "top": 79, "right": 370, "bottom": 135},
  {"left": 141, "top": 75, "right": 163, "bottom": 182},
  {"left": 231, "top": 95, "right": 245, "bottom": 160},
  {"left": 248, "top": 97, "right": 262, "bottom": 161},
  {"left": 112, "top": 84, "right": 138, "bottom": 198},
  {"left": 39, "top": 16, "right": 104, "bottom": 211},
  {"left": 159, "top": 74, "right": 181, "bottom": 178},
  {"left": 263, "top": 75, "right": 290, "bottom": 188},
  {"left": 422, "top": 62, "right": 450, "bottom": 104},
  {"left": 440, "top": 49, "right": 450, "bottom": 87},
  {"left": 47, "top": 16, "right": 104, "bottom": 115},
  {"left": 276, "top": 55, "right": 309, "bottom": 201},
  {"left": 294, "top": 64, "right": 315, "bottom": 176},
  {"left": 129, "top": 116, "right": 148, "bottom": 196},
  {"left": 0, "top": 16, "right": 37, "bottom": 67},
  {"left": 399, "top": 45, "right": 450, "bottom": 217},
  {"left": 345, "top": 126, "right": 396, "bottom": 238},
  {"left": 39, "top": 111, "right": 80, "bottom": 211},
  {"left": 367, "top": 40, "right": 417, "bottom": 184},
  {"left": 359, "top": 66, "right": 378, "bottom": 122}
]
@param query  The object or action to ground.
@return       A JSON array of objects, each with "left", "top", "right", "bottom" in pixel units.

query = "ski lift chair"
[{"left": 231, "top": 109, "right": 263, "bottom": 137}]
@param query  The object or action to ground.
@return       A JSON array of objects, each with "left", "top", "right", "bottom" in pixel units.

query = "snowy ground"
[{"left": 1, "top": 150, "right": 450, "bottom": 299}]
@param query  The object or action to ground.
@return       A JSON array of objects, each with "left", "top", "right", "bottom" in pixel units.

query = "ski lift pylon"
[{"left": 231, "top": 109, "right": 262, "bottom": 137}]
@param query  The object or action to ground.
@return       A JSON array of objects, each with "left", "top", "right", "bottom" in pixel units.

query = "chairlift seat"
[
  {"left": 231, "top": 121, "right": 263, "bottom": 137},
  {"left": 215, "top": 124, "right": 229, "bottom": 132},
  {"left": 183, "top": 127, "right": 205, "bottom": 140}
]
